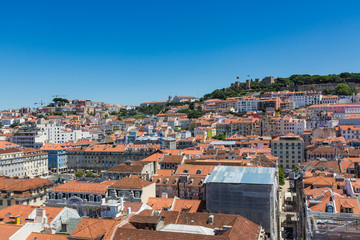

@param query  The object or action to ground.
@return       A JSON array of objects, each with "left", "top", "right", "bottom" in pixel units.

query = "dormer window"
[
  {"left": 183, "top": 169, "right": 189, "bottom": 173},
  {"left": 50, "top": 192, "right": 55, "bottom": 200},
  {"left": 189, "top": 179, "right": 194, "bottom": 185},
  {"left": 343, "top": 207, "right": 354, "bottom": 213},
  {"left": 196, "top": 169, "right": 202, "bottom": 174}
]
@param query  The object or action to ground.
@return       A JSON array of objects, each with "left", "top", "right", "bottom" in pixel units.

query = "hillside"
[{"left": 201, "top": 72, "right": 360, "bottom": 101}]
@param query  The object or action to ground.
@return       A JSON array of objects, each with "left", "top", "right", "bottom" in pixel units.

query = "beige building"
[
  {"left": 0, "top": 177, "right": 54, "bottom": 209},
  {"left": 271, "top": 133, "right": 305, "bottom": 169}
]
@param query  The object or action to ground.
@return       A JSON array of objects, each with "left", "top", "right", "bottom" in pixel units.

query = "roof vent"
[{"left": 207, "top": 215, "right": 214, "bottom": 224}]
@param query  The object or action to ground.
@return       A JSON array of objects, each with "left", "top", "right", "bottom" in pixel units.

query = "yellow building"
[{"left": 206, "top": 128, "right": 216, "bottom": 138}]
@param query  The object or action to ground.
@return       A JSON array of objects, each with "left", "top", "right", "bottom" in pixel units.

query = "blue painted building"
[{"left": 41, "top": 143, "right": 72, "bottom": 173}]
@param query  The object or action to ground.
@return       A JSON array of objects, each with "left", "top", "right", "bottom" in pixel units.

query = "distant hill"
[{"left": 201, "top": 72, "right": 360, "bottom": 101}]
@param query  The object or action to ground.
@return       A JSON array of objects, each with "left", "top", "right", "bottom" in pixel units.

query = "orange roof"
[
  {"left": 111, "top": 177, "right": 153, "bottom": 189},
  {"left": 141, "top": 152, "right": 164, "bottom": 163},
  {"left": 70, "top": 218, "right": 119, "bottom": 239},
  {"left": 172, "top": 199, "right": 201, "bottom": 213},
  {"left": 40, "top": 143, "right": 73, "bottom": 151},
  {"left": 147, "top": 197, "right": 174, "bottom": 210},
  {"left": 0, "top": 205, "right": 62, "bottom": 225},
  {"left": 0, "top": 177, "right": 54, "bottom": 192},
  {"left": 0, "top": 224, "right": 21, "bottom": 239},
  {"left": 156, "top": 169, "right": 174, "bottom": 176},
  {"left": 0, "top": 141, "right": 19, "bottom": 149},
  {"left": 175, "top": 164, "right": 215, "bottom": 176},
  {"left": 26, "top": 233, "right": 68, "bottom": 240},
  {"left": 85, "top": 144, "right": 127, "bottom": 152},
  {"left": 50, "top": 180, "right": 117, "bottom": 193}
]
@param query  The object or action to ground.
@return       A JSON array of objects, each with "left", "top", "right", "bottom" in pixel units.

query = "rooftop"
[{"left": 204, "top": 166, "right": 275, "bottom": 185}]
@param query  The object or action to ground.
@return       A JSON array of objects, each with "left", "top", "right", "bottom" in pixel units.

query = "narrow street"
[{"left": 279, "top": 179, "right": 297, "bottom": 240}]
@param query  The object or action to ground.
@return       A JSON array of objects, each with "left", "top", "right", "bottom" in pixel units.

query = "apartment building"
[
  {"left": 0, "top": 177, "right": 54, "bottom": 209},
  {"left": 41, "top": 143, "right": 72, "bottom": 173},
  {"left": 67, "top": 144, "right": 158, "bottom": 171},
  {"left": 306, "top": 103, "right": 360, "bottom": 119},
  {"left": 45, "top": 179, "right": 117, "bottom": 217},
  {"left": 271, "top": 133, "right": 305, "bottom": 169},
  {"left": 107, "top": 177, "right": 155, "bottom": 203},
  {"left": 236, "top": 97, "right": 261, "bottom": 112},
  {"left": 232, "top": 118, "right": 262, "bottom": 136},
  {"left": 277, "top": 116, "right": 306, "bottom": 136},
  {"left": 0, "top": 148, "right": 48, "bottom": 178},
  {"left": 339, "top": 125, "right": 360, "bottom": 141}
]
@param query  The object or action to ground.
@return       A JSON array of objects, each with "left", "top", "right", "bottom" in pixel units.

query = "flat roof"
[{"left": 204, "top": 166, "right": 275, "bottom": 185}]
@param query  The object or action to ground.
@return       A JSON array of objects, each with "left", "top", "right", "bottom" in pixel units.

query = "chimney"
[
  {"left": 14, "top": 215, "right": 21, "bottom": 225},
  {"left": 207, "top": 215, "right": 214, "bottom": 225},
  {"left": 127, "top": 207, "right": 132, "bottom": 215},
  {"left": 35, "top": 208, "right": 47, "bottom": 224}
]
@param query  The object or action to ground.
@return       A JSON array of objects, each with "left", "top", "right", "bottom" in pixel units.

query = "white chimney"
[
  {"left": 161, "top": 192, "right": 168, "bottom": 198},
  {"left": 35, "top": 208, "right": 47, "bottom": 224}
]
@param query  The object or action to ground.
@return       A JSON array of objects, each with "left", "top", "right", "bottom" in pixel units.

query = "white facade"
[
  {"left": 38, "top": 124, "right": 92, "bottom": 144},
  {"left": 236, "top": 97, "right": 260, "bottom": 112},
  {"left": 0, "top": 149, "right": 48, "bottom": 178},
  {"left": 277, "top": 117, "right": 306, "bottom": 136}
]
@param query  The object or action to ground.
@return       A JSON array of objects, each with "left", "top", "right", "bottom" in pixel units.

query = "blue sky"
[{"left": 1, "top": 1, "right": 360, "bottom": 110}]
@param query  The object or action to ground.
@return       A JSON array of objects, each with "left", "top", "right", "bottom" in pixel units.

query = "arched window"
[
  {"left": 50, "top": 192, "right": 55, "bottom": 200},
  {"left": 96, "top": 195, "right": 102, "bottom": 202},
  {"left": 135, "top": 191, "right": 141, "bottom": 198},
  {"left": 89, "top": 195, "right": 94, "bottom": 202}
]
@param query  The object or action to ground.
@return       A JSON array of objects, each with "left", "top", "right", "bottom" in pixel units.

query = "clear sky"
[{"left": 1, "top": 0, "right": 360, "bottom": 110}]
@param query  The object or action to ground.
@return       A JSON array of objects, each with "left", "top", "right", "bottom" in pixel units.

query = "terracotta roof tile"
[{"left": 111, "top": 177, "right": 153, "bottom": 189}]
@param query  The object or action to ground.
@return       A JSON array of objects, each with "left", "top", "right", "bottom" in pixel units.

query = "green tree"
[
  {"left": 187, "top": 110, "right": 203, "bottom": 119},
  {"left": 85, "top": 171, "right": 95, "bottom": 178},
  {"left": 213, "top": 133, "right": 226, "bottom": 140},
  {"left": 335, "top": 83, "right": 353, "bottom": 95},
  {"left": 75, "top": 170, "right": 84, "bottom": 178},
  {"left": 340, "top": 72, "right": 352, "bottom": 78},
  {"left": 53, "top": 98, "right": 69, "bottom": 103},
  {"left": 279, "top": 167, "right": 285, "bottom": 186},
  {"left": 323, "top": 88, "right": 330, "bottom": 95}
]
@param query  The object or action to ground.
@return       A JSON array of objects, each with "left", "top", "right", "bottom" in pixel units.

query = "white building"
[
  {"left": 37, "top": 124, "right": 92, "bottom": 144},
  {"left": 276, "top": 116, "right": 306, "bottom": 136},
  {"left": 236, "top": 97, "right": 260, "bottom": 112},
  {"left": 0, "top": 148, "right": 48, "bottom": 178}
]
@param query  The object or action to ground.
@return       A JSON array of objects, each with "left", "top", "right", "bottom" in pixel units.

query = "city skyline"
[{"left": 1, "top": 0, "right": 360, "bottom": 110}]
